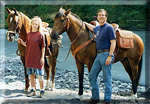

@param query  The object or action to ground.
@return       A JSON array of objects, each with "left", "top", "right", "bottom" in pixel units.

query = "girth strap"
[{"left": 71, "top": 38, "right": 94, "bottom": 57}]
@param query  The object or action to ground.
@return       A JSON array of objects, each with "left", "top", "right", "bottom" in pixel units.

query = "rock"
[{"left": 1, "top": 56, "right": 147, "bottom": 98}]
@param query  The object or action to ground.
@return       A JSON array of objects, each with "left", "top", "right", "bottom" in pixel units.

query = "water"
[{"left": 0, "top": 29, "right": 145, "bottom": 85}]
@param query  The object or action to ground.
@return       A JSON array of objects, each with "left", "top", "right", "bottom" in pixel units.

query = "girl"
[{"left": 18, "top": 16, "right": 45, "bottom": 97}]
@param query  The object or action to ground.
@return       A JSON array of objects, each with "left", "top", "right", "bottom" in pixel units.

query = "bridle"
[
  {"left": 62, "top": 14, "right": 95, "bottom": 57},
  {"left": 7, "top": 12, "right": 21, "bottom": 41},
  {"left": 63, "top": 15, "right": 84, "bottom": 46},
  {"left": 7, "top": 12, "right": 23, "bottom": 56}
]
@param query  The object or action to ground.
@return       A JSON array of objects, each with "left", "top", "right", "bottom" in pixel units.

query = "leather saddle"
[{"left": 112, "top": 23, "right": 134, "bottom": 49}]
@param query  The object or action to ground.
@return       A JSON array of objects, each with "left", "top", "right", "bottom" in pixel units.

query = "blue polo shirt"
[{"left": 93, "top": 23, "right": 116, "bottom": 50}]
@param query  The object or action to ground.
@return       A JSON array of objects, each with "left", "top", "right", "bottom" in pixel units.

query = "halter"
[
  {"left": 64, "top": 16, "right": 84, "bottom": 45},
  {"left": 63, "top": 15, "right": 94, "bottom": 57},
  {"left": 7, "top": 12, "right": 25, "bottom": 56},
  {"left": 7, "top": 12, "right": 21, "bottom": 41}
]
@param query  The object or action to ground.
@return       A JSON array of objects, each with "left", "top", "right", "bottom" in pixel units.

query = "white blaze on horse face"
[
  {"left": 15, "top": 16, "right": 19, "bottom": 23},
  {"left": 6, "top": 32, "right": 10, "bottom": 41},
  {"left": 10, "top": 17, "right": 13, "bottom": 23}
]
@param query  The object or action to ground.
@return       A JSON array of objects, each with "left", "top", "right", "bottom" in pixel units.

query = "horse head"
[
  {"left": 6, "top": 8, "right": 21, "bottom": 41},
  {"left": 51, "top": 8, "right": 71, "bottom": 39}
]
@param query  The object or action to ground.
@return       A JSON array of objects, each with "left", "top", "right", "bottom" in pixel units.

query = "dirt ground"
[
  {"left": 0, "top": 81, "right": 150, "bottom": 104},
  {"left": 1, "top": 88, "right": 150, "bottom": 104}
]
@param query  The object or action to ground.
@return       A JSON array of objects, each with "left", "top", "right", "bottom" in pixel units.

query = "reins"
[
  {"left": 65, "top": 15, "right": 94, "bottom": 58},
  {"left": 9, "top": 12, "right": 26, "bottom": 56}
]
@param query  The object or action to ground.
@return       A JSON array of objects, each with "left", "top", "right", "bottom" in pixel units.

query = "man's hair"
[{"left": 97, "top": 9, "right": 108, "bottom": 17}]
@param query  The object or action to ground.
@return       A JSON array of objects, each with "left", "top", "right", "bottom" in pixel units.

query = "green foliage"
[{"left": 5, "top": 5, "right": 146, "bottom": 30}]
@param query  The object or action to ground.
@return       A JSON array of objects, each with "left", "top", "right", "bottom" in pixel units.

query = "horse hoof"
[
  {"left": 24, "top": 89, "right": 29, "bottom": 93},
  {"left": 51, "top": 83, "right": 55, "bottom": 91},
  {"left": 131, "top": 93, "right": 137, "bottom": 98},
  {"left": 51, "top": 87, "right": 55, "bottom": 91},
  {"left": 45, "top": 87, "right": 50, "bottom": 91},
  {"left": 79, "top": 95, "right": 84, "bottom": 101}
]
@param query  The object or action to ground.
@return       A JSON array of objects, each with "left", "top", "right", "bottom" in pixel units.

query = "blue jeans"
[
  {"left": 27, "top": 67, "right": 44, "bottom": 76},
  {"left": 89, "top": 52, "right": 114, "bottom": 102}
]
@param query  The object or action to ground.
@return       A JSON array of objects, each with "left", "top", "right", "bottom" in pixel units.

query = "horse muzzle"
[
  {"left": 50, "top": 31, "right": 60, "bottom": 40},
  {"left": 6, "top": 31, "right": 16, "bottom": 42}
]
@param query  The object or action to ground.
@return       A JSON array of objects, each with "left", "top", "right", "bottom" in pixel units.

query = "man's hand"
[{"left": 105, "top": 56, "right": 112, "bottom": 65}]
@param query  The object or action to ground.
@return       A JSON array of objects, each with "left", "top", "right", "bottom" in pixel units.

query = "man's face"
[{"left": 97, "top": 11, "right": 107, "bottom": 24}]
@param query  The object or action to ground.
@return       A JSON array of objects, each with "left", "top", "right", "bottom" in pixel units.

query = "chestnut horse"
[
  {"left": 51, "top": 8, "right": 144, "bottom": 96},
  {"left": 6, "top": 8, "right": 59, "bottom": 91}
]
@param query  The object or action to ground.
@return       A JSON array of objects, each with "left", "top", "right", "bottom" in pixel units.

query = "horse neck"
[
  {"left": 18, "top": 13, "right": 31, "bottom": 41},
  {"left": 67, "top": 14, "right": 87, "bottom": 42}
]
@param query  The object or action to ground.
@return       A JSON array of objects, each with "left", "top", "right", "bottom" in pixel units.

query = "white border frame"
[{"left": 0, "top": 0, "right": 149, "bottom": 102}]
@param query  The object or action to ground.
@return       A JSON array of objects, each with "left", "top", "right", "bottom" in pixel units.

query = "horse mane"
[
  {"left": 71, "top": 13, "right": 82, "bottom": 21},
  {"left": 55, "top": 10, "right": 82, "bottom": 22},
  {"left": 18, "top": 12, "right": 31, "bottom": 34}
]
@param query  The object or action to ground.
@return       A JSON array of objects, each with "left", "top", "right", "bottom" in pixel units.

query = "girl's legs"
[
  {"left": 27, "top": 74, "right": 36, "bottom": 96},
  {"left": 38, "top": 76, "right": 44, "bottom": 90},
  {"left": 38, "top": 76, "right": 45, "bottom": 97},
  {"left": 30, "top": 74, "right": 36, "bottom": 90}
]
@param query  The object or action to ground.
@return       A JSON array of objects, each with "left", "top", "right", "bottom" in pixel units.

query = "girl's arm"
[
  {"left": 17, "top": 38, "right": 27, "bottom": 47},
  {"left": 40, "top": 45, "right": 45, "bottom": 66},
  {"left": 41, "top": 46, "right": 45, "bottom": 59}
]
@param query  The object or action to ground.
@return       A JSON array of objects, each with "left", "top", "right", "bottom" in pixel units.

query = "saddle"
[
  {"left": 116, "top": 29, "right": 134, "bottom": 48},
  {"left": 42, "top": 22, "right": 52, "bottom": 56},
  {"left": 42, "top": 22, "right": 51, "bottom": 47},
  {"left": 112, "top": 23, "right": 134, "bottom": 48}
]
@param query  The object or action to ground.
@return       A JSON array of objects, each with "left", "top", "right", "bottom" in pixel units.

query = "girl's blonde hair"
[{"left": 30, "top": 16, "right": 42, "bottom": 32}]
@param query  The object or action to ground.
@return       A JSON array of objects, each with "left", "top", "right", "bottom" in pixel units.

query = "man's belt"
[{"left": 97, "top": 49, "right": 109, "bottom": 53}]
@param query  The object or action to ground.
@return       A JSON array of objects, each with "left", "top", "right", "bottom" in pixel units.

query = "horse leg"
[
  {"left": 129, "top": 56, "right": 143, "bottom": 95},
  {"left": 75, "top": 59, "right": 84, "bottom": 96},
  {"left": 51, "top": 56, "right": 56, "bottom": 91},
  {"left": 121, "top": 58, "right": 133, "bottom": 80},
  {"left": 121, "top": 58, "right": 134, "bottom": 95},
  {"left": 20, "top": 56, "right": 29, "bottom": 92},
  {"left": 121, "top": 56, "right": 142, "bottom": 96},
  {"left": 45, "top": 56, "right": 52, "bottom": 90}
]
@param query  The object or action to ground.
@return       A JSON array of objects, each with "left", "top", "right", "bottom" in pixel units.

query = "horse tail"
[{"left": 136, "top": 55, "right": 143, "bottom": 85}]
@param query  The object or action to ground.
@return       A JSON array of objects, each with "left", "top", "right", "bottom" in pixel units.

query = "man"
[{"left": 84, "top": 9, "right": 116, "bottom": 104}]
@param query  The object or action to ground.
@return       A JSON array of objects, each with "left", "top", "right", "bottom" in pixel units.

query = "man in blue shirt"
[{"left": 85, "top": 9, "right": 116, "bottom": 104}]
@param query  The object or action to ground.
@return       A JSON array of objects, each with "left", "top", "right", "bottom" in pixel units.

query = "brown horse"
[
  {"left": 51, "top": 8, "right": 144, "bottom": 96},
  {"left": 6, "top": 8, "right": 59, "bottom": 91}
]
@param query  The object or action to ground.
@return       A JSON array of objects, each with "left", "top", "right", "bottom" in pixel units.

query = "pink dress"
[{"left": 25, "top": 32, "right": 45, "bottom": 69}]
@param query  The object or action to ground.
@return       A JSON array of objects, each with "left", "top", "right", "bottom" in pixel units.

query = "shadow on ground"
[
  {"left": 2, "top": 98, "right": 150, "bottom": 104},
  {"left": 1, "top": 88, "right": 150, "bottom": 104}
]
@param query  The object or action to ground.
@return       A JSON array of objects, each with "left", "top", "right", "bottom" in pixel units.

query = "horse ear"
[
  {"left": 6, "top": 8, "right": 12, "bottom": 14},
  {"left": 12, "top": 8, "right": 19, "bottom": 16},
  {"left": 64, "top": 9, "right": 71, "bottom": 16},
  {"left": 59, "top": 7, "right": 63, "bottom": 12},
  {"left": 59, "top": 7, "right": 66, "bottom": 14}
]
